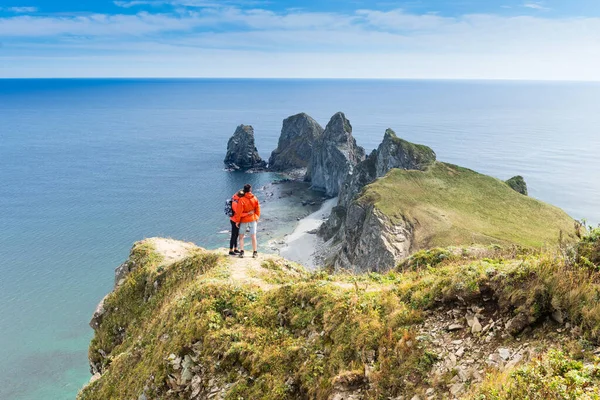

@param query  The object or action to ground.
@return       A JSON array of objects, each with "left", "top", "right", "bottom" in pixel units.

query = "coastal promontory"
[
  {"left": 79, "top": 229, "right": 600, "bottom": 399},
  {"left": 79, "top": 112, "right": 595, "bottom": 400}
]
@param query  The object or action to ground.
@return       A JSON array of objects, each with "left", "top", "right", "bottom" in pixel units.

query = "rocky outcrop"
[
  {"left": 321, "top": 202, "right": 413, "bottom": 273},
  {"left": 505, "top": 175, "right": 528, "bottom": 196},
  {"left": 338, "top": 128, "right": 436, "bottom": 209},
  {"left": 306, "top": 112, "right": 365, "bottom": 196},
  {"left": 224, "top": 125, "right": 266, "bottom": 171},
  {"left": 268, "top": 113, "right": 323, "bottom": 173},
  {"left": 319, "top": 129, "right": 435, "bottom": 271}
]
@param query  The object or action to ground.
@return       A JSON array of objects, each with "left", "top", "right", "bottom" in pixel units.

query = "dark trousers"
[{"left": 229, "top": 220, "right": 240, "bottom": 249}]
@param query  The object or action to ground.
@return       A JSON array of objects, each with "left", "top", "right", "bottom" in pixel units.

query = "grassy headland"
[
  {"left": 79, "top": 226, "right": 600, "bottom": 399},
  {"left": 358, "top": 162, "right": 577, "bottom": 250}
]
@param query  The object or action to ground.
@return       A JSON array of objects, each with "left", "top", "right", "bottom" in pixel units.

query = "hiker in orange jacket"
[
  {"left": 228, "top": 190, "right": 245, "bottom": 256},
  {"left": 234, "top": 184, "right": 261, "bottom": 258}
]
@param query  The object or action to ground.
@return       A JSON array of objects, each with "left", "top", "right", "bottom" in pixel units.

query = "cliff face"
[
  {"left": 323, "top": 162, "right": 576, "bottom": 272},
  {"left": 224, "top": 125, "right": 267, "bottom": 171},
  {"left": 268, "top": 113, "right": 324, "bottom": 173},
  {"left": 306, "top": 112, "right": 365, "bottom": 196},
  {"left": 323, "top": 202, "right": 413, "bottom": 273},
  {"left": 320, "top": 129, "right": 436, "bottom": 271}
]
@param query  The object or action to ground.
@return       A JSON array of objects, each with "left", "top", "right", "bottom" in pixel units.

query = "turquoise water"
[{"left": 1, "top": 79, "right": 599, "bottom": 399}]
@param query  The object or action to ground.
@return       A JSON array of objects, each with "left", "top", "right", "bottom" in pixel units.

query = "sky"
[{"left": 1, "top": 0, "right": 600, "bottom": 79}]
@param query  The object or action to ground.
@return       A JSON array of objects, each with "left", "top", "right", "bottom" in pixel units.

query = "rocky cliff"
[
  {"left": 306, "top": 112, "right": 365, "bottom": 196},
  {"left": 337, "top": 128, "right": 436, "bottom": 209},
  {"left": 79, "top": 229, "right": 600, "bottom": 400},
  {"left": 224, "top": 125, "right": 267, "bottom": 171},
  {"left": 321, "top": 162, "right": 576, "bottom": 272},
  {"left": 268, "top": 113, "right": 324, "bottom": 173},
  {"left": 319, "top": 129, "right": 436, "bottom": 270}
]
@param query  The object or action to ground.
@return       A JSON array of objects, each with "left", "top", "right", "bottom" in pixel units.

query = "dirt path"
[
  {"left": 214, "top": 248, "right": 283, "bottom": 290},
  {"left": 146, "top": 237, "right": 198, "bottom": 266}
]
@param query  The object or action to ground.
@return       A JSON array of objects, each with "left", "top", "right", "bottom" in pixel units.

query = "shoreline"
[{"left": 279, "top": 197, "right": 337, "bottom": 269}]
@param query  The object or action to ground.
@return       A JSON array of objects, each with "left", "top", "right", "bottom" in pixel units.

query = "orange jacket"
[
  {"left": 230, "top": 194, "right": 241, "bottom": 222},
  {"left": 230, "top": 193, "right": 253, "bottom": 222},
  {"left": 234, "top": 192, "right": 260, "bottom": 224}
]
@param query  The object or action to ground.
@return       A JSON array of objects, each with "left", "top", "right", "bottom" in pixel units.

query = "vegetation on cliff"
[
  {"left": 358, "top": 162, "right": 576, "bottom": 251},
  {"left": 80, "top": 225, "right": 600, "bottom": 399}
]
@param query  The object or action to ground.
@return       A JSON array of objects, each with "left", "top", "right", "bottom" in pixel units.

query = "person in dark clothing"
[
  {"left": 234, "top": 184, "right": 261, "bottom": 259},
  {"left": 229, "top": 189, "right": 254, "bottom": 255},
  {"left": 228, "top": 190, "right": 244, "bottom": 255}
]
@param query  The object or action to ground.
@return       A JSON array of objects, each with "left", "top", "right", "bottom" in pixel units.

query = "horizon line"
[{"left": 2, "top": 77, "right": 600, "bottom": 84}]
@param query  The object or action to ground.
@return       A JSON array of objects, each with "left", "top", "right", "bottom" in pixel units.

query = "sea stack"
[
  {"left": 224, "top": 125, "right": 267, "bottom": 171},
  {"left": 268, "top": 113, "right": 324, "bottom": 173},
  {"left": 306, "top": 112, "right": 365, "bottom": 196}
]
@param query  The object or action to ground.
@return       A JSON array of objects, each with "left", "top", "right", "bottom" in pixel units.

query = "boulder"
[
  {"left": 224, "top": 125, "right": 266, "bottom": 171},
  {"left": 505, "top": 175, "right": 528, "bottom": 196},
  {"left": 306, "top": 112, "right": 365, "bottom": 196},
  {"left": 269, "top": 113, "right": 323, "bottom": 173}
]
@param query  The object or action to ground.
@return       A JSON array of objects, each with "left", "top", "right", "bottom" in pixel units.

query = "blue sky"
[{"left": 1, "top": 0, "right": 600, "bottom": 79}]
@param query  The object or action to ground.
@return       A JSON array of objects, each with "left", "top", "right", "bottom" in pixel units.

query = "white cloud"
[
  {"left": 114, "top": 0, "right": 268, "bottom": 8},
  {"left": 113, "top": 1, "right": 160, "bottom": 8},
  {"left": 1, "top": 6, "right": 600, "bottom": 79},
  {"left": 523, "top": 2, "right": 550, "bottom": 11},
  {"left": 1, "top": 6, "right": 38, "bottom": 13}
]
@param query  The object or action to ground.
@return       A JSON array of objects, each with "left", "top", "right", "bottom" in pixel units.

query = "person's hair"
[
  {"left": 237, "top": 190, "right": 245, "bottom": 197},
  {"left": 243, "top": 184, "right": 252, "bottom": 193}
]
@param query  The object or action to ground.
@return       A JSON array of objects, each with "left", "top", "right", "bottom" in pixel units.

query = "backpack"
[{"left": 224, "top": 198, "right": 235, "bottom": 217}]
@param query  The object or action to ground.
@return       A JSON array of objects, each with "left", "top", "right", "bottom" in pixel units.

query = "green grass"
[
  {"left": 79, "top": 232, "right": 600, "bottom": 399},
  {"left": 469, "top": 350, "right": 600, "bottom": 399},
  {"left": 358, "top": 162, "right": 577, "bottom": 250}
]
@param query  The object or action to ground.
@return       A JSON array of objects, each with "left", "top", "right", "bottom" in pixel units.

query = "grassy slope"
[
  {"left": 359, "top": 162, "right": 576, "bottom": 250},
  {"left": 80, "top": 230, "right": 600, "bottom": 400}
]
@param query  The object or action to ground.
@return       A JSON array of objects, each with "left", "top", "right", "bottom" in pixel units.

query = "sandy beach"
[{"left": 279, "top": 197, "right": 337, "bottom": 269}]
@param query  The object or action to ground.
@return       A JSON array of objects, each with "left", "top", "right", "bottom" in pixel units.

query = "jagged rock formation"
[
  {"left": 268, "top": 113, "right": 324, "bottom": 173},
  {"left": 505, "top": 175, "right": 528, "bottom": 195},
  {"left": 319, "top": 129, "right": 436, "bottom": 271},
  {"left": 224, "top": 125, "right": 266, "bottom": 171},
  {"left": 337, "top": 128, "right": 436, "bottom": 209},
  {"left": 306, "top": 112, "right": 365, "bottom": 196}
]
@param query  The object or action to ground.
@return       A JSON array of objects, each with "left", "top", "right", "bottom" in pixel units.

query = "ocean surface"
[{"left": 1, "top": 79, "right": 599, "bottom": 399}]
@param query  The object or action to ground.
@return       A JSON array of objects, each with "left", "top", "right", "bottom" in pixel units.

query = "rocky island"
[
  {"left": 224, "top": 124, "right": 267, "bottom": 171},
  {"left": 79, "top": 112, "right": 600, "bottom": 400}
]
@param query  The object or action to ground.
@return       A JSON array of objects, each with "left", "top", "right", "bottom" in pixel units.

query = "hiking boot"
[
  {"left": 252, "top": 251, "right": 258, "bottom": 259},
  {"left": 238, "top": 250, "right": 245, "bottom": 258},
  {"left": 228, "top": 250, "right": 236, "bottom": 256},
  {"left": 233, "top": 249, "right": 241, "bottom": 254}
]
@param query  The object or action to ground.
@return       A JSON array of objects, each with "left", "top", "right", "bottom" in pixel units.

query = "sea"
[{"left": 1, "top": 79, "right": 599, "bottom": 399}]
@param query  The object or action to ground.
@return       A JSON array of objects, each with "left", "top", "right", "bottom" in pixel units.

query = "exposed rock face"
[
  {"left": 268, "top": 113, "right": 324, "bottom": 173},
  {"left": 319, "top": 129, "right": 436, "bottom": 271},
  {"left": 224, "top": 125, "right": 266, "bottom": 171},
  {"left": 338, "top": 129, "right": 436, "bottom": 208},
  {"left": 321, "top": 202, "right": 413, "bottom": 273},
  {"left": 506, "top": 175, "right": 528, "bottom": 196},
  {"left": 306, "top": 112, "right": 365, "bottom": 196}
]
